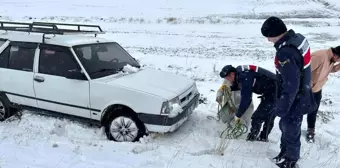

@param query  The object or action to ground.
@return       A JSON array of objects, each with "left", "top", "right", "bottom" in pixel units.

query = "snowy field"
[{"left": 1, "top": 0, "right": 340, "bottom": 167}]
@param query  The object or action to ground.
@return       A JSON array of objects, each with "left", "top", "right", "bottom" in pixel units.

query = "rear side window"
[
  {"left": 0, "top": 41, "right": 37, "bottom": 71},
  {"left": 0, "top": 46, "right": 9, "bottom": 68},
  {"left": 0, "top": 40, "right": 5, "bottom": 47},
  {"left": 0, "top": 40, "right": 8, "bottom": 68}
]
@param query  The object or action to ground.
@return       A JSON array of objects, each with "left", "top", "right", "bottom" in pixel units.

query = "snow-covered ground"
[{"left": 1, "top": 0, "right": 340, "bottom": 167}]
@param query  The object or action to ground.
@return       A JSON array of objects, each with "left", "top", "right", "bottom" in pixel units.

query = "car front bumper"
[{"left": 138, "top": 93, "right": 200, "bottom": 133}]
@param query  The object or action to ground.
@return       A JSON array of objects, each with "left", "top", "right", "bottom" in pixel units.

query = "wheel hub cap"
[
  {"left": 110, "top": 116, "right": 138, "bottom": 142},
  {"left": 0, "top": 101, "right": 6, "bottom": 120}
]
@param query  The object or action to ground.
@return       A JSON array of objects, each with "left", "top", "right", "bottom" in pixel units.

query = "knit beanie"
[
  {"left": 331, "top": 46, "right": 340, "bottom": 57},
  {"left": 261, "top": 16, "right": 287, "bottom": 37}
]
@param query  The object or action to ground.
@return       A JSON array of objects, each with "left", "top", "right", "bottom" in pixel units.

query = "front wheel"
[
  {"left": 0, "top": 96, "right": 10, "bottom": 122},
  {"left": 105, "top": 110, "right": 146, "bottom": 142}
]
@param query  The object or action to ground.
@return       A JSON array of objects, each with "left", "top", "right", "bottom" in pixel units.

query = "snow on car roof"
[{"left": 0, "top": 30, "right": 113, "bottom": 47}]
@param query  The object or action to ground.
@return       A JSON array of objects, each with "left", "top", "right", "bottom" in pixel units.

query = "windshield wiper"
[
  {"left": 117, "top": 67, "right": 124, "bottom": 72},
  {"left": 89, "top": 68, "right": 117, "bottom": 75}
]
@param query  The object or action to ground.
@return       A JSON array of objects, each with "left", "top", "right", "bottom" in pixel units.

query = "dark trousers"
[
  {"left": 279, "top": 115, "right": 303, "bottom": 161},
  {"left": 307, "top": 90, "right": 322, "bottom": 129},
  {"left": 249, "top": 97, "right": 276, "bottom": 138}
]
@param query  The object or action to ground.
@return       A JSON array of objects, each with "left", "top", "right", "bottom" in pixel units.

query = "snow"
[
  {"left": 324, "top": 0, "right": 340, "bottom": 8},
  {"left": 0, "top": 0, "right": 340, "bottom": 167},
  {"left": 122, "top": 64, "right": 140, "bottom": 73},
  {"left": 168, "top": 103, "right": 183, "bottom": 118}
]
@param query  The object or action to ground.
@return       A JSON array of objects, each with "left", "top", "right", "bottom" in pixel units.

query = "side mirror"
[{"left": 65, "top": 69, "right": 87, "bottom": 80}]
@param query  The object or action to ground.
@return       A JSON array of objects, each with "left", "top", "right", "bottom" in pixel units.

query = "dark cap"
[
  {"left": 219, "top": 65, "right": 236, "bottom": 78},
  {"left": 261, "top": 16, "right": 287, "bottom": 37},
  {"left": 331, "top": 46, "right": 340, "bottom": 57}
]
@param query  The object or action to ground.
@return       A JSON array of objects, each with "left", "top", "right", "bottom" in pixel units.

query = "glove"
[
  {"left": 220, "top": 84, "right": 226, "bottom": 91},
  {"left": 234, "top": 116, "right": 241, "bottom": 124},
  {"left": 216, "top": 84, "right": 226, "bottom": 104}
]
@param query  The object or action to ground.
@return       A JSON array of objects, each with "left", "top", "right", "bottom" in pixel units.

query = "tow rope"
[
  {"left": 215, "top": 120, "right": 248, "bottom": 155},
  {"left": 220, "top": 120, "right": 248, "bottom": 139},
  {"left": 210, "top": 84, "right": 249, "bottom": 155}
]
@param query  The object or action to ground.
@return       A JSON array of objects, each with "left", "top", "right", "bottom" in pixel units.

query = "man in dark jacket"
[
  {"left": 219, "top": 64, "right": 277, "bottom": 142},
  {"left": 261, "top": 16, "right": 317, "bottom": 168}
]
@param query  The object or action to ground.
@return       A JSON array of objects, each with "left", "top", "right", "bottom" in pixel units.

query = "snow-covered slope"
[
  {"left": 1, "top": 0, "right": 340, "bottom": 23},
  {"left": 0, "top": 0, "right": 340, "bottom": 167}
]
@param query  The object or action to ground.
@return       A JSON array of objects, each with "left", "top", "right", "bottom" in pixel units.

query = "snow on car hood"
[{"left": 101, "top": 68, "right": 195, "bottom": 99}]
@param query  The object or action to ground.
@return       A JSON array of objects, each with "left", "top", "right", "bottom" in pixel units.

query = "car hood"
[{"left": 98, "top": 68, "right": 195, "bottom": 99}]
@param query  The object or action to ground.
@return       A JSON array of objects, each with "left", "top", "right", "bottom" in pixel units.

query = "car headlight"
[{"left": 161, "top": 97, "right": 181, "bottom": 115}]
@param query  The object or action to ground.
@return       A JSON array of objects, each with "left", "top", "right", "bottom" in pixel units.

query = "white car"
[{"left": 0, "top": 21, "right": 200, "bottom": 142}]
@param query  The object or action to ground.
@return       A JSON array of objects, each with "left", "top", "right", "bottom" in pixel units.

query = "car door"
[
  {"left": 33, "top": 44, "right": 91, "bottom": 118},
  {"left": 0, "top": 41, "right": 38, "bottom": 107}
]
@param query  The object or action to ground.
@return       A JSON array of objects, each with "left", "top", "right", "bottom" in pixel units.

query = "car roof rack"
[{"left": 0, "top": 21, "right": 105, "bottom": 43}]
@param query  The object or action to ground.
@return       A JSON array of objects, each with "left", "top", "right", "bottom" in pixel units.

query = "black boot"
[
  {"left": 306, "top": 128, "right": 315, "bottom": 143},
  {"left": 273, "top": 150, "right": 285, "bottom": 163},
  {"left": 275, "top": 158, "right": 297, "bottom": 168},
  {"left": 257, "top": 131, "right": 269, "bottom": 142},
  {"left": 246, "top": 131, "right": 258, "bottom": 141}
]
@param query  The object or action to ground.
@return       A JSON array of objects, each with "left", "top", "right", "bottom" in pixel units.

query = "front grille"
[
  {"left": 180, "top": 91, "right": 192, "bottom": 104},
  {"left": 178, "top": 84, "right": 197, "bottom": 107}
]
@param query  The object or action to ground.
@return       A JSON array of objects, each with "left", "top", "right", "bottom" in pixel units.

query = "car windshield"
[{"left": 73, "top": 42, "right": 140, "bottom": 79}]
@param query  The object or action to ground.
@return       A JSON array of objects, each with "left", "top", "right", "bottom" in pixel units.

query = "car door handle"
[{"left": 34, "top": 76, "right": 45, "bottom": 82}]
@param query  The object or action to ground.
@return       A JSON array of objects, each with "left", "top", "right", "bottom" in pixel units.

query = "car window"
[
  {"left": 73, "top": 42, "right": 140, "bottom": 79},
  {"left": 0, "top": 42, "right": 36, "bottom": 71},
  {"left": 8, "top": 45, "right": 36, "bottom": 71},
  {"left": 0, "top": 46, "right": 10, "bottom": 68},
  {"left": 39, "top": 45, "right": 81, "bottom": 77},
  {"left": 0, "top": 40, "right": 6, "bottom": 47}
]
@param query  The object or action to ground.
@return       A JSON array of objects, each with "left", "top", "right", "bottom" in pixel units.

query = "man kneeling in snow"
[{"left": 216, "top": 65, "right": 277, "bottom": 142}]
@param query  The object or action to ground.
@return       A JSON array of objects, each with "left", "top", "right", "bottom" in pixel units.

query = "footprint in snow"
[
  {"left": 131, "top": 144, "right": 159, "bottom": 154},
  {"left": 50, "top": 120, "right": 67, "bottom": 136},
  {"left": 187, "top": 149, "right": 217, "bottom": 156}
]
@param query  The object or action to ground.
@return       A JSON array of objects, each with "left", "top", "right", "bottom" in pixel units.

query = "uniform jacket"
[
  {"left": 229, "top": 65, "right": 276, "bottom": 118},
  {"left": 274, "top": 29, "right": 316, "bottom": 117},
  {"left": 310, "top": 48, "right": 340, "bottom": 92}
]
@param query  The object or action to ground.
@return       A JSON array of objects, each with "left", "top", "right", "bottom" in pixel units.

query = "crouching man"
[
  {"left": 216, "top": 74, "right": 253, "bottom": 129},
  {"left": 217, "top": 64, "right": 277, "bottom": 142}
]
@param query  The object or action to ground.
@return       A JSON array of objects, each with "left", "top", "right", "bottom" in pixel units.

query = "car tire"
[
  {"left": 104, "top": 109, "right": 146, "bottom": 142},
  {"left": 0, "top": 96, "right": 11, "bottom": 122}
]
